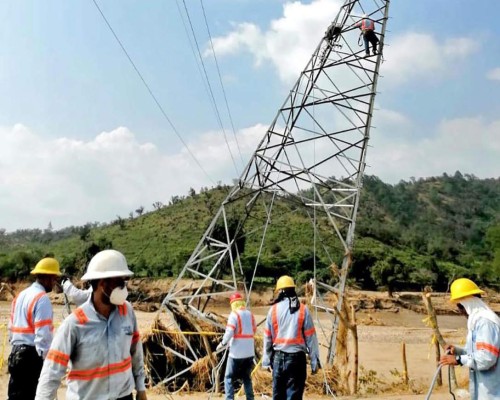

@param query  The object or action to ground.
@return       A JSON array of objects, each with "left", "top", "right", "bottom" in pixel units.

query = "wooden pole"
[
  {"left": 421, "top": 291, "right": 457, "bottom": 388},
  {"left": 350, "top": 303, "right": 358, "bottom": 394},
  {"left": 402, "top": 342, "right": 409, "bottom": 386}
]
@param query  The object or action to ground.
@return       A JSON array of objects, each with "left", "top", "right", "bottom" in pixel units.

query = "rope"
[
  {"left": 208, "top": 346, "right": 228, "bottom": 400},
  {"left": 151, "top": 328, "right": 223, "bottom": 336},
  {"left": 0, "top": 324, "right": 7, "bottom": 369}
]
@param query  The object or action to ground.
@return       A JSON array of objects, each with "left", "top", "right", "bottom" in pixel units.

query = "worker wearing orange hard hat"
[
  {"left": 440, "top": 278, "right": 500, "bottom": 399},
  {"left": 217, "top": 292, "right": 256, "bottom": 400}
]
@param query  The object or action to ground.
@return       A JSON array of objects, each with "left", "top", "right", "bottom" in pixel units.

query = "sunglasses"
[{"left": 108, "top": 277, "right": 128, "bottom": 288}]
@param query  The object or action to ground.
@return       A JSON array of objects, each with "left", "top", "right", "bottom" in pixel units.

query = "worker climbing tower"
[{"left": 152, "top": 0, "right": 390, "bottom": 390}]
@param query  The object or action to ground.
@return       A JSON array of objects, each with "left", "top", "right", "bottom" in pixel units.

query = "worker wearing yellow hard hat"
[
  {"left": 8, "top": 256, "right": 61, "bottom": 399},
  {"left": 263, "top": 275, "right": 320, "bottom": 399},
  {"left": 440, "top": 278, "right": 500, "bottom": 399}
]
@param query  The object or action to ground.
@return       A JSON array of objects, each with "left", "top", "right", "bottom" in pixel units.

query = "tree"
[
  {"left": 152, "top": 201, "right": 163, "bottom": 210},
  {"left": 135, "top": 206, "right": 144, "bottom": 216},
  {"left": 371, "top": 256, "right": 407, "bottom": 297}
]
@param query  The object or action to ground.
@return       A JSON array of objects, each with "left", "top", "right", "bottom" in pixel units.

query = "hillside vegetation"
[{"left": 1, "top": 172, "right": 499, "bottom": 292}]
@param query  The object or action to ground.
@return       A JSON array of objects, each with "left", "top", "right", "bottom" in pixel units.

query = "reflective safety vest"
[
  {"left": 222, "top": 308, "right": 256, "bottom": 359},
  {"left": 262, "top": 300, "right": 320, "bottom": 368},
  {"left": 458, "top": 315, "right": 500, "bottom": 400},
  {"left": 361, "top": 18, "right": 375, "bottom": 31},
  {"left": 35, "top": 299, "right": 146, "bottom": 400},
  {"left": 9, "top": 282, "right": 54, "bottom": 358}
]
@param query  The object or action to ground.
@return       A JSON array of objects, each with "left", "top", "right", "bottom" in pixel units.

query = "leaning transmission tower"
[{"left": 154, "top": 0, "right": 390, "bottom": 390}]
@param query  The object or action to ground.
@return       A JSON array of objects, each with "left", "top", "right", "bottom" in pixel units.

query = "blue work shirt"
[
  {"left": 263, "top": 300, "right": 319, "bottom": 368},
  {"left": 35, "top": 297, "right": 146, "bottom": 400},
  {"left": 9, "top": 281, "right": 53, "bottom": 358}
]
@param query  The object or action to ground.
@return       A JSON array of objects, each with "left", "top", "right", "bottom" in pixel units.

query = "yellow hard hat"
[
  {"left": 276, "top": 275, "right": 295, "bottom": 292},
  {"left": 450, "top": 278, "right": 484, "bottom": 302},
  {"left": 30, "top": 257, "right": 61, "bottom": 276}
]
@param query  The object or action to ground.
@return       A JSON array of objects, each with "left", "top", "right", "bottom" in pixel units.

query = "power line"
[
  {"left": 91, "top": 0, "right": 214, "bottom": 185},
  {"left": 199, "top": 0, "right": 244, "bottom": 164},
  {"left": 181, "top": 0, "right": 240, "bottom": 177}
]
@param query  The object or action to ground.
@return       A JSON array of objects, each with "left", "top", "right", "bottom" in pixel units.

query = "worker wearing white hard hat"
[{"left": 36, "top": 250, "right": 148, "bottom": 400}]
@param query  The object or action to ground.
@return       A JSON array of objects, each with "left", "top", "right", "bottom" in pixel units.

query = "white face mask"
[{"left": 109, "top": 286, "right": 128, "bottom": 305}]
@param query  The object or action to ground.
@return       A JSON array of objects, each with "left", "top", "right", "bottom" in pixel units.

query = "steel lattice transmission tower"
[{"left": 160, "top": 0, "right": 390, "bottom": 385}]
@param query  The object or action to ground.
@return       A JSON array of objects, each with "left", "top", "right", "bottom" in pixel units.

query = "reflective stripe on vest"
[
  {"left": 271, "top": 303, "right": 306, "bottom": 345},
  {"left": 73, "top": 308, "right": 89, "bottom": 325},
  {"left": 118, "top": 304, "right": 127, "bottom": 316},
  {"left": 67, "top": 357, "right": 132, "bottom": 381},
  {"left": 233, "top": 310, "right": 255, "bottom": 339},
  {"left": 10, "top": 291, "right": 52, "bottom": 334},
  {"left": 476, "top": 341, "right": 500, "bottom": 356},
  {"left": 362, "top": 19, "right": 375, "bottom": 31},
  {"left": 47, "top": 349, "right": 70, "bottom": 367}
]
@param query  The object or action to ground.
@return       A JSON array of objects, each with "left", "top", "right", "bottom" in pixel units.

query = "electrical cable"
[
  {"left": 91, "top": 0, "right": 214, "bottom": 185},
  {"left": 199, "top": 0, "right": 244, "bottom": 165},
  {"left": 181, "top": 0, "right": 240, "bottom": 177}
]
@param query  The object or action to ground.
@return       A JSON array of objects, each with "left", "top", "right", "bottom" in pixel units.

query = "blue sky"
[{"left": 1, "top": 0, "right": 500, "bottom": 231}]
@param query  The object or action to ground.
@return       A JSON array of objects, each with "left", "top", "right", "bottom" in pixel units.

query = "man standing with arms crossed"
[{"left": 8, "top": 257, "right": 61, "bottom": 400}]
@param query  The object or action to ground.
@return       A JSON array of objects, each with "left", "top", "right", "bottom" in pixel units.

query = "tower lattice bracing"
[{"left": 158, "top": 0, "right": 390, "bottom": 388}]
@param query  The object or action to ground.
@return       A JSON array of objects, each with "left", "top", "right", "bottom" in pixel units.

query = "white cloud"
[
  {"left": 486, "top": 67, "right": 500, "bottom": 81},
  {"left": 2, "top": 114, "right": 499, "bottom": 231},
  {"left": 210, "top": 1, "right": 479, "bottom": 85},
  {"left": 384, "top": 34, "right": 479, "bottom": 84},
  {"left": 210, "top": 0, "right": 343, "bottom": 82},
  {"left": 0, "top": 124, "right": 264, "bottom": 231},
  {"left": 369, "top": 112, "right": 500, "bottom": 183}
]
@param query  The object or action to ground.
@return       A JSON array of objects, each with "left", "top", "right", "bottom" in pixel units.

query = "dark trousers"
[
  {"left": 224, "top": 356, "right": 255, "bottom": 400},
  {"left": 272, "top": 351, "right": 307, "bottom": 400},
  {"left": 8, "top": 345, "right": 44, "bottom": 400},
  {"left": 363, "top": 30, "right": 379, "bottom": 54}
]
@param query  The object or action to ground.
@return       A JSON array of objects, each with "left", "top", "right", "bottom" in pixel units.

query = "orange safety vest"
[
  {"left": 361, "top": 18, "right": 375, "bottom": 31},
  {"left": 270, "top": 303, "right": 314, "bottom": 345}
]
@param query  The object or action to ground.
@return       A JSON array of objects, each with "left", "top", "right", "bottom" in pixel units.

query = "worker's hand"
[
  {"left": 61, "top": 274, "right": 71, "bottom": 285},
  {"left": 136, "top": 390, "right": 148, "bottom": 400},
  {"left": 439, "top": 354, "right": 458, "bottom": 366},
  {"left": 216, "top": 342, "right": 225, "bottom": 351},
  {"left": 444, "top": 344, "right": 455, "bottom": 355}
]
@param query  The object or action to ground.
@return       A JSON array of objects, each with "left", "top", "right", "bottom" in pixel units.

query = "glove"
[
  {"left": 311, "top": 358, "right": 321, "bottom": 375},
  {"left": 61, "top": 274, "right": 71, "bottom": 285},
  {"left": 216, "top": 342, "right": 225, "bottom": 351}
]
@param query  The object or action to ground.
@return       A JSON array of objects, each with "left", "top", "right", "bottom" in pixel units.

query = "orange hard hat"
[{"left": 230, "top": 292, "right": 244, "bottom": 303}]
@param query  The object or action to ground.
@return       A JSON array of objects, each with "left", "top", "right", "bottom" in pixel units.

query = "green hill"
[{"left": 1, "top": 172, "right": 500, "bottom": 291}]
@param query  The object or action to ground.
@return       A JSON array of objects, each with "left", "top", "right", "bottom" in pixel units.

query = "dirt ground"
[{"left": 1, "top": 285, "right": 497, "bottom": 399}]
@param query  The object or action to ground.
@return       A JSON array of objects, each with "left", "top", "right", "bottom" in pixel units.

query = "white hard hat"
[{"left": 81, "top": 250, "right": 134, "bottom": 281}]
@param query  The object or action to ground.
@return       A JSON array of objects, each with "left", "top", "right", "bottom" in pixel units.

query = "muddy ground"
[{"left": 1, "top": 281, "right": 499, "bottom": 399}]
